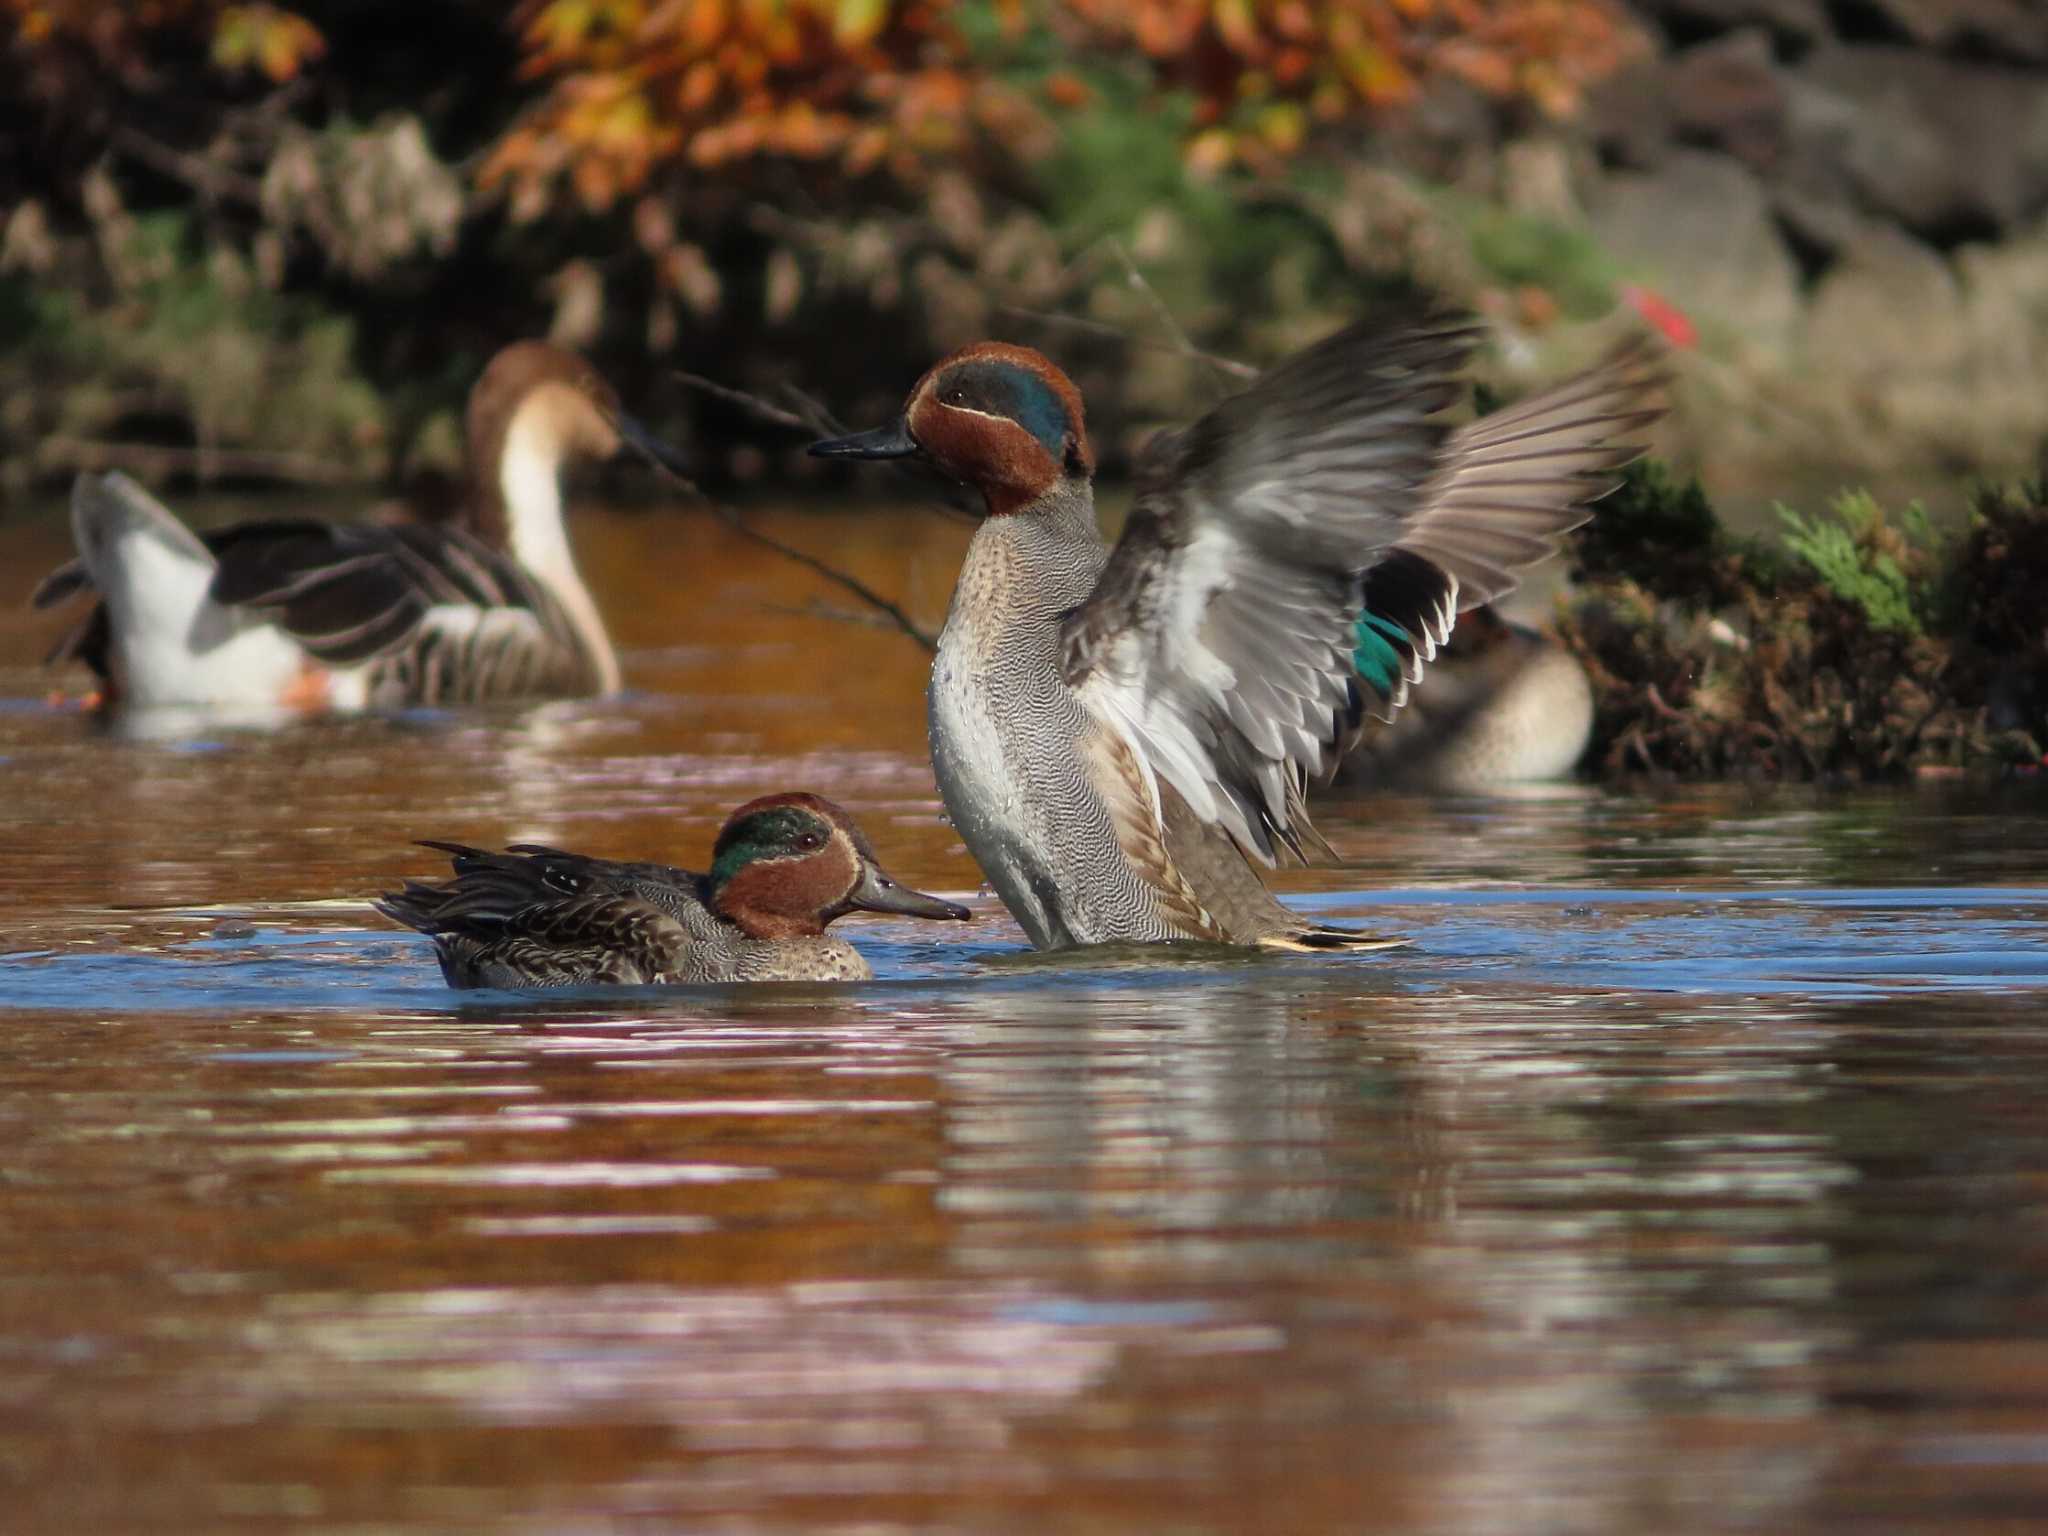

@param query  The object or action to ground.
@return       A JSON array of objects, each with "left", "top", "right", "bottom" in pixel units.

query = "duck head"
[
  {"left": 464, "top": 341, "right": 689, "bottom": 552},
  {"left": 707, "top": 792, "right": 971, "bottom": 941},
  {"left": 809, "top": 342, "right": 1093, "bottom": 516}
]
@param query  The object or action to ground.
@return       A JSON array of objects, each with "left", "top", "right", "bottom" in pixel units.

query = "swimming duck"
[
  {"left": 810, "top": 313, "right": 1662, "bottom": 951},
  {"left": 1335, "top": 604, "right": 1595, "bottom": 791},
  {"left": 30, "top": 342, "right": 685, "bottom": 712},
  {"left": 377, "top": 792, "right": 971, "bottom": 986}
]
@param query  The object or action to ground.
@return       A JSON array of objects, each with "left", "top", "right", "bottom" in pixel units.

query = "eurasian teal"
[
  {"left": 1335, "top": 604, "right": 1595, "bottom": 791},
  {"left": 31, "top": 342, "right": 685, "bottom": 712},
  {"left": 377, "top": 793, "right": 970, "bottom": 986},
  {"left": 811, "top": 314, "right": 1662, "bottom": 951}
]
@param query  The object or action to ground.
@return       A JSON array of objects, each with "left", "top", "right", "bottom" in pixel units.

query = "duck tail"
[
  {"left": 69, "top": 472, "right": 216, "bottom": 635},
  {"left": 65, "top": 471, "right": 313, "bottom": 706},
  {"left": 373, "top": 881, "right": 457, "bottom": 937}
]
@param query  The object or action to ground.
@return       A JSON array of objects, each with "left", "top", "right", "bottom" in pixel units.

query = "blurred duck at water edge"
[
  {"left": 29, "top": 342, "right": 689, "bottom": 718},
  {"left": 1335, "top": 601, "right": 1595, "bottom": 793}
]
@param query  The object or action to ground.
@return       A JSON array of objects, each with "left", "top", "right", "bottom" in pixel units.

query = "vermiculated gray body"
[{"left": 930, "top": 486, "right": 1294, "bottom": 949}]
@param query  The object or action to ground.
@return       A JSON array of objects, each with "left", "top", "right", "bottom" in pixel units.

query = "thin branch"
[
  {"left": 1104, "top": 236, "right": 1253, "bottom": 394},
  {"left": 637, "top": 448, "right": 938, "bottom": 653},
  {"left": 672, "top": 367, "right": 978, "bottom": 521},
  {"left": 711, "top": 503, "right": 938, "bottom": 653},
  {"left": 671, "top": 369, "right": 815, "bottom": 433},
  {"left": 110, "top": 127, "right": 264, "bottom": 207},
  {"left": 752, "top": 598, "right": 919, "bottom": 633},
  {"left": 989, "top": 302, "right": 1258, "bottom": 378}
]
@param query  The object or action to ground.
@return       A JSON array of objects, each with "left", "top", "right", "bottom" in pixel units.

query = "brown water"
[{"left": 3, "top": 500, "right": 2048, "bottom": 1532}]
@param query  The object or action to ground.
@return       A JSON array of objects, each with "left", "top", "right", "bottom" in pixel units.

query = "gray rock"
[
  {"left": 1588, "top": 149, "right": 1802, "bottom": 353},
  {"left": 1640, "top": 0, "right": 1831, "bottom": 44},
  {"left": 1863, "top": 0, "right": 2048, "bottom": 64},
  {"left": 1667, "top": 28, "right": 1789, "bottom": 170},
  {"left": 1584, "top": 57, "right": 1676, "bottom": 170},
  {"left": 1788, "top": 47, "right": 2048, "bottom": 239},
  {"left": 1801, "top": 228, "right": 1974, "bottom": 465}
]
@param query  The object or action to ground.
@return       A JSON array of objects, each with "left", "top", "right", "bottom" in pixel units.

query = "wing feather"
[
  {"left": 1060, "top": 315, "right": 1666, "bottom": 863},
  {"left": 204, "top": 520, "right": 563, "bottom": 668}
]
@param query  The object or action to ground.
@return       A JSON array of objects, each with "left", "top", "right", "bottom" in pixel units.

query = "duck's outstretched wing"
[
  {"left": 1059, "top": 315, "right": 1662, "bottom": 865},
  {"left": 1352, "top": 336, "right": 1666, "bottom": 724}
]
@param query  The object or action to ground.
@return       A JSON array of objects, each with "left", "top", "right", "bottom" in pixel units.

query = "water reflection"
[{"left": 3, "top": 502, "right": 2048, "bottom": 1532}]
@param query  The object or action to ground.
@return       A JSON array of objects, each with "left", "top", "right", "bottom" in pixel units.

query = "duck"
[
  {"left": 376, "top": 792, "right": 971, "bottom": 986},
  {"left": 809, "top": 312, "right": 1662, "bottom": 951},
  {"left": 30, "top": 341, "right": 686, "bottom": 713},
  {"left": 1333, "top": 603, "right": 1595, "bottom": 791}
]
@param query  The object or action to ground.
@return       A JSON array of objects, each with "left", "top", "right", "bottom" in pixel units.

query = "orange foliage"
[
  {"left": 4, "top": 0, "right": 324, "bottom": 80},
  {"left": 480, "top": 0, "right": 999, "bottom": 216},
  {"left": 483, "top": 0, "right": 1641, "bottom": 209},
  {"left": 1066, "top": 0, "right": 1643, "bottom": 163}
]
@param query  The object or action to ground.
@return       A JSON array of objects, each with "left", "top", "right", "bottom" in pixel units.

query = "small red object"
[{"left": 1622, "top": 284, "right": 1697, "bottom": 350}]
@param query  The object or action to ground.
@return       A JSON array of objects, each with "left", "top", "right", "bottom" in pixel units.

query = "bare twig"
[
  {"left": 990, "top": 302, "right": 1258, "bottom": 378},
  {"left": 672, "top": 368, "right": 978, "bottom": 520},
  {"left": 671, "top": 369, "right": 815, "bottom": 434},
  {"left": 636, "top": 446, "right": 938, "bottom": 653},
  {"left": 1104, "top": 236, "right": 1253, "bottom": 395},
  {"left": 753, "top": 598, "right": 920, "bottom": 633},
  {"left": 110, "top": 127, "right": 264, "bottom": 208},
  {"left": 712, "top": 504, "right": 938, "bottom": 653}
]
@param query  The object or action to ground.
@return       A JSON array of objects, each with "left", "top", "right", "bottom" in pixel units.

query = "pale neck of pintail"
[{"left": 492, "top": 396, "right": 620, "bottom": 693}]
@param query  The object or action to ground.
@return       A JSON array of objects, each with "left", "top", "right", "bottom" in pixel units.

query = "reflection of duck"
[
  {"left": 1336, "top": 605, "right": 1593, "bottom": 791},
  {"left": 378, "top": 793, "right": 970, "bottom": 986},
  {"left": 30, "top": 343, "right": 685, "bottom": 713},
  {"left": 810, "top": 314, "right": 1659, "bottom": 951}
]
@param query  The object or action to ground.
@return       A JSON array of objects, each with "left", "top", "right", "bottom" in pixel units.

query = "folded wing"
[{"left": 204, "top": 520, "right": 561, "bottom": 667}]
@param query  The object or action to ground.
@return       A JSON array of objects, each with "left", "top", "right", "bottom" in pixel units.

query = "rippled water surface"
[{"left": 4, "top": 502, "right": 2048, "bottom": 1532}]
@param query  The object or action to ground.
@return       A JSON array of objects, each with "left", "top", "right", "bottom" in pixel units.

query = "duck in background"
[
  {"left": 378, "top": 793, "right": 971, "bottom": 986},
  {"left": 30, "top": 342, "right": 686, "bottom": 714},
  {"left": 810, "top": 313, "right": 1662, "bottom": 952},
  {"left": 1334, "top": 596, "right": 1595, "bottom": 792}
]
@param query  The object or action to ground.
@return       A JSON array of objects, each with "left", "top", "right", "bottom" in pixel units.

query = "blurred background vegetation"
[{"left": 3, "top": 0, "right": 2046, "bottom": 500}]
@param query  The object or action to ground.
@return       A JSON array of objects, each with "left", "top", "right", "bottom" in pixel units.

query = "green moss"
[
  {"left": 1558, "top": 467, "right": 2048, "bottom": 780},
  {"left": 1776, "top": 490, "right": 1932, "bottom": 636},
  {"left": 1450, "top": 199, "right": 1620, "bottom": 319}
]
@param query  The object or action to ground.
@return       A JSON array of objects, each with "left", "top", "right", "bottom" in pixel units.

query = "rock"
[
  {"left": 1861, "top": 0, "right": 2048, "bottom": 64},
  {"left": 1804, "top": 226, "right": 1963, "bottom": 362},
  {"left": 1667, "top": 28, "right": 1789, "bottom": 170},
  {"left": 1638, "top": 0, "right": 1832, "bottom": 45},
  {"left": 1584, "top": 57, "right": 1676, "bottom": 170},
  {"left": 1801, "top": 228, "right": 1971, "bottom": 465},
  {"left": 1786, "top": 47, "right": 2048, "bottom": 241},
  {"left": 1954, "top": 228, "right": 2048, "bottom": 461},
  {"left": 1588, "top": 150, "right": 1802, "bottom": 354}
]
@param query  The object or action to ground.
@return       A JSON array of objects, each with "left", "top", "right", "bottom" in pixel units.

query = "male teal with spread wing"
[{"left": 812, "top": 315, "right": 1663, "bottom": 951}]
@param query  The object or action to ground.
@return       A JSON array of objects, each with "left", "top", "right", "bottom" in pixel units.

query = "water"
[{"left": 3, "top": 501, "right": 2048, "bottom": 1532}]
